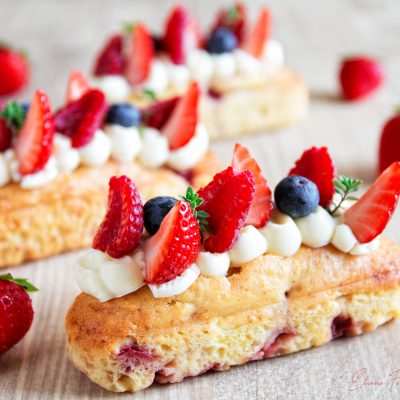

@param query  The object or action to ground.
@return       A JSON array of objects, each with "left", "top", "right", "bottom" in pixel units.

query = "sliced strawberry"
[
  {"left": 339, "top": 57, "right": 384, "bottom": 101},
  {"left": 54, "top": 89, "right": 108, "bottom": 148},
  {"left": 66, "top": 70, "right": 90, "bottom": 103},
  {"left": 93, "top": 175, "right": 144, "bottom": 258},
  {"left": 378, "top": 112, "right": 400, "bottom": 173},
  {"left": 342, "top": 162, "right": 400, "bottom": 243},
  {"left": 161, "top": 82, "right": 199, "bottom": 150},
  {"left": 212, "top": 2, "right": 247, "bottom": 41},
  {"left": 125, "top": 24, "right": 154, "bottom": 85},
  {"left": 15, "top": 90, "right": 55, "bottom": 175},
  {"left": 289, "top": 147, "right": 336, "bottom": 208},
  {"left": 163, "top": 5, "right": 202, "bottom": 64},
  {"left": 141, "top": 96, "right": 179, "bottom": 130},
  {"left": 241, "top": 7, "right": 271, "bottom": 58},
  {"left": 198, "top": 167, "right": 255, "bottom": 252},
  {"left": 0, "top": 118, "right": 12, "bottom": 151},
  {"left": 144, "top": 200, "right": 200, "bottom": 284},
  {"left": 232, "top": 143, "right": 272, "bottom": 227},
  {"left": 93, "top": 34, "right": 125, "bottom": 77}
]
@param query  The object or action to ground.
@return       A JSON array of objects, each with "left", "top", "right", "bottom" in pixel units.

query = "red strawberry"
[
  {"left": 15, "top": 90, "right": 55, "bottom": 175},
  {"left": 54, "top": 89, "right": 108, "bottom": 148},
  {"left": 339, "top": 57, "right": 384, "bottom": 101},
  {"left": 378, "top": 111, "right": 400, "bottom": 173},
  {"left": 93, "top": 34, "right": 125, "bottom": 77},
  {"left": 232, "top": 144, "right": 272, "bottom": 227},
  {"left": 0, "top": 273, "right": 37, "bottom": 355},
  {"left": 93, "top": 175, "right": 144, "bottom": 259},
  {"left": 144, "top": 200, "right": 200, "bottom": 284},
  {"left": 125, "top": 24, "right": 154, "bottom": 85},
  {"left": 241, "top": 7, "right": 271, "bottom": 58},
  {"left": 163, "top": 6, "right": 202, "bottom": 64},
  {"left": 66, "top": 70, "right": 90, "bottom": 103},
  {"left": 289, "top": 147, "right": 336, "bottom": 208},
  {"left": 141, "top": 96, "right": 180, "bottom": 130},
  {"left": 343, "top": 162, "right": 400, "bottom": 243},
  {"left": 212, "top": 2, "right": 247, "bottom": 41},
  {"left": 0, "top": 46, "right": 29, "bottom": 96},
  {"left": 198, "top": 167, "right": 255, "bottom": 253},
  {"left": 0, "top": 118, "right": 12, "bottom": 151},
  {"left": 161, "top": 82, "right": 200, "bottom": 150}
]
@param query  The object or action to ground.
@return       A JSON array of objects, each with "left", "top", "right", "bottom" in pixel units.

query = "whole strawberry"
[
  {"left": 339, "top": 56, "right": 384, "bottom": 101},
  {"left": 379, "top": 110, "right": 400, "bottom": 173},
  {"left": 0, "top": 45, "right": 29, "bottom": 96},
  {"left": 0, "top": 274, "right": 37, "bottom": 355}
]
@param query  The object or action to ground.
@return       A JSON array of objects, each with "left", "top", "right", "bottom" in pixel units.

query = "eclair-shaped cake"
[
  {"left": 66, "top": 145, "right": 400, "bottom": 392},
  {"left": 90, "top": 3, "right": 308, "bottom": 139},
  {"left": 0, "top": 81, "right": 219, "bottom": 267}
]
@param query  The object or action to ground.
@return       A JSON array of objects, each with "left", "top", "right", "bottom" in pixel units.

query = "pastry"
[
  {"left": 65, "top": 145, "right": 400, "bottom": 392},
  {"left": 0, "top": 82, "right": 218, "bottom": 268},
  {"left": 91, "top": 3, "right": 308, "bottom": 139}
]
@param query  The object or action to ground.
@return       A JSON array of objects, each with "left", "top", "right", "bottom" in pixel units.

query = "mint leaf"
[{"left": 0, "top": 101, "right": 27, "bottom": 132}]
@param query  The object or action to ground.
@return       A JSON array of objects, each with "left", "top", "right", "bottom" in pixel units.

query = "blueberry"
[
  {"left": 206, "top": 27, "right": 237, "bottom": 54},
  {"left": 106, "top": 103, "right": 141, "bottom": 127},
  {"left": 20, "top": 102, "right": 30, "bottom": 114},
  {"left": 274, "top": 176, "right": 320, "bottom": 218},
  {"left": 144, "top": 196, "right": 178, "bottom": 235}
]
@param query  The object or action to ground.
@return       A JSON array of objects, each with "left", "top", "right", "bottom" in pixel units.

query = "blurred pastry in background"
[{"left": 91, "top": 3, "right": 309, "bottom": 139}]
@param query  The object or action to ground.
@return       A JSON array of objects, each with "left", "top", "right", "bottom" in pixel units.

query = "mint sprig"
[
  {"left": 180, "top": 187, "right": 210, "bottom": 233},
  {"left": 0, "top": 273, "right": 38, "bottom": 292},
  {"left": 327, "top": 175, "right": 362, "bottom": 215},
  {"left": 142, "top": 89, "right": 157, "bottom": 101},
  {"left": 0, "top": 101, "right": 26, "bottom": 133}
]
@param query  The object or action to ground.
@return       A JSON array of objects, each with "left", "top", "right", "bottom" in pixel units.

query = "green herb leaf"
[
  {"left": 0, "top": 101, "right": 27, "bottom": 132},
  {"left": 122, "top": 22, "right": 135, "bottom": 34},
  {"left": 0, "top": 273, "right": 38, "bottom": 292},
  {"left": 180, "top": 186, "right": 209, "bottom": 233},
  {"left": 143, "top": 89, "right": 157, "bottom": 101},
  {"left": 327, "top": 175, "right": 363, "bottom": 215}
]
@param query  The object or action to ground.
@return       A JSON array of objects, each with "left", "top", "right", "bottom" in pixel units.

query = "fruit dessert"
[
  {"left": 66, "top": 145, "right": 400, "bottom": 393},
  {"left": 0, "top": 80, "right": 219, "bottom": 268},
  {"left": 91, "top": 3, "right": 308, "bottom": 139},
  {"left": 0, "top": 273, "right": 37, "bottom": 355}
]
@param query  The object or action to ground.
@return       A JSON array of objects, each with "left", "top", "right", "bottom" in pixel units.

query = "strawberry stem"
[
  {"left": 0, "top": 273, "right": 38, "bottom": 292},
  {"left": 179, "top": 187, "right": 210, "bottom": 233}
]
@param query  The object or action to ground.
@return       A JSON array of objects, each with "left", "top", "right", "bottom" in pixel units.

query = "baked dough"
[
  {"left": 0, "top": 151, "right": 220, "bottom": 268},
  {"left": 130, "top": 68, "right": 308, "bottom": 140},
  {"left": 65, "top": 237, "right": 400, "bottom": 392},
  {"left": 201, "top": 68, "right": 308, "bottom": 139}
]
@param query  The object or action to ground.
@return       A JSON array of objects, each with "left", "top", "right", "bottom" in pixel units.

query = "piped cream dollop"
[
  {"left": 295, "top": 206, "right": 336, "bottom": 248},
  {"left": 196, "top": 251, "right": 230, "bottom": 276},
  {"left": 148, "top": 264, "right": 200, "bottom": 298},
  {"left": 260, "top": 210, "right": 302, "bottom": 257},
  {"left": 228, "top": 225, "right": 268, "bottom": 266},
  {"left": 167, "top": 123, "right": 209, "bottom": 171},
  {"left": 105, "top": 124, "right": 142, "bottom": 163},
  {"left": 74, "top": 248, "right": 145, "bottom": 302}
]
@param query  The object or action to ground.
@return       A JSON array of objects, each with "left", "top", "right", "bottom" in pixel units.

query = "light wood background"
[{"left": 1, "top": 0, "right": 400, "bottom": 399}]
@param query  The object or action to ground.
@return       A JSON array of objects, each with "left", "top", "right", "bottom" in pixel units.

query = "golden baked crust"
[
  {"left": 129, "top": 68, "right": 308, "bottom": 140},
  {"left": 65, "top": 238, "right": 400, "bottom": 392},
  {"left": 0, "top": 151, "right": 220, "bottom": 268}
]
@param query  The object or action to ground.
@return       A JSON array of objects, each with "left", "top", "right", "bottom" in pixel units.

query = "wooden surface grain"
[{"left": 1, "top": 0, "right": 400, "bottom": 399}]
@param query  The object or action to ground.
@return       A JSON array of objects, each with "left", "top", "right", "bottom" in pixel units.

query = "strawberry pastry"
[
  {"left": 0, "top": 81, "right": 219, "bottom": 268},
  {"left": 66, "top": 145, "right": 400, "bottom": 393},
  {"left": 91, "top": 3, "right": 308, "bottom": 139}
]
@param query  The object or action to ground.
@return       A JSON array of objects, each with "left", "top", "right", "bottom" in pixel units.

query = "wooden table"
[{"left": 1, "top": 0, "right": 400, "bottom": 399}]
